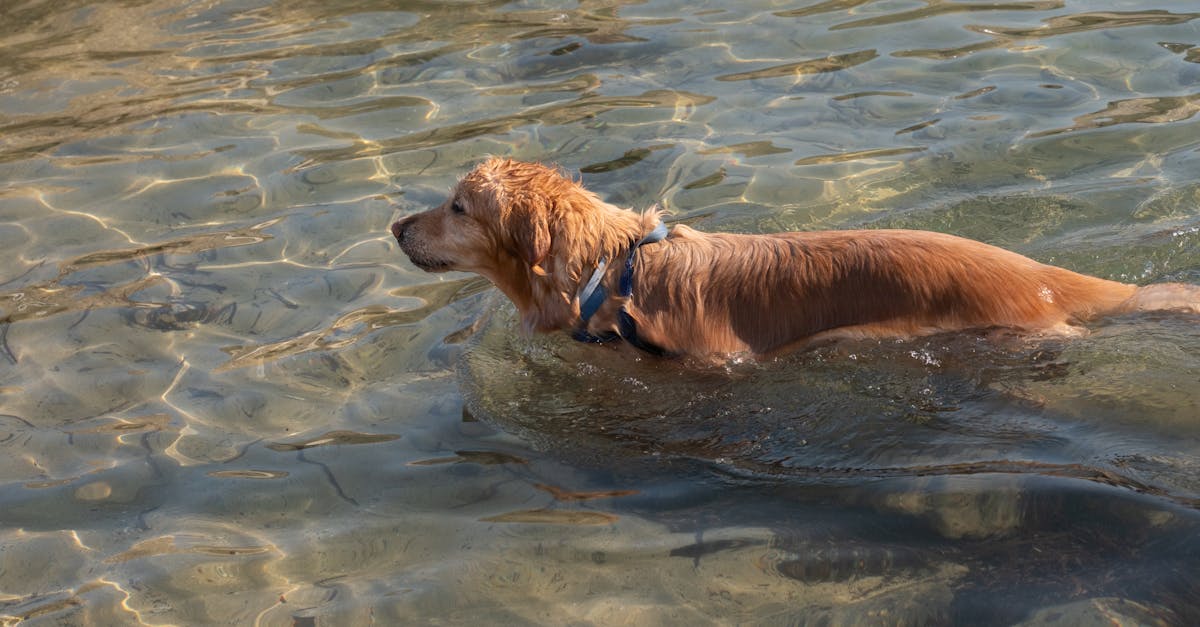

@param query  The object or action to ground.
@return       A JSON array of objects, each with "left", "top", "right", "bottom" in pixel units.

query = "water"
[{"left": 2, "top": 0, "right": 1199, "bottom": 624}]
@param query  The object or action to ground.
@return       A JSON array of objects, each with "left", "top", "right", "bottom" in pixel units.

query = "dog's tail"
[{"left": 1120, "top": 283, "right": 1200, "bottom": 314}]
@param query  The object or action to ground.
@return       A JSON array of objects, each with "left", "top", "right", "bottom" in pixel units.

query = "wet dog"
[{"left": 392, "top": 158, "right": 1199, "bottom": 358}]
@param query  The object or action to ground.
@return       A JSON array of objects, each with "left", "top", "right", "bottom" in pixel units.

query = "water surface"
[{"left": 2, "top": 0, "right": 1199, "bottom": 624}]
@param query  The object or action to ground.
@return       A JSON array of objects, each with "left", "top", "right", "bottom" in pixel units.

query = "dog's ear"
[{"left": 505, "top": 195, "right": 553, "bottom": 276}]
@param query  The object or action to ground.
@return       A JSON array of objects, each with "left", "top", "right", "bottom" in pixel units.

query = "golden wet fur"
[{"left": 392, "top": 158, "right": 1199, "bottom": 358}]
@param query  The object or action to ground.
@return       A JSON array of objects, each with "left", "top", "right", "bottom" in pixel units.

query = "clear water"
[{"left": 2, "top": 0, "right": 1199, "bottom": 624}]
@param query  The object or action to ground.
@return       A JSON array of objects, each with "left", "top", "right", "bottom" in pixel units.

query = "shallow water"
[{"left": 2, "top": 0, "right": 1199, "bottom": 624}]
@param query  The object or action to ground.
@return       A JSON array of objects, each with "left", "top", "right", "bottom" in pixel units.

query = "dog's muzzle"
[
  {"left": 391, "top": 216, "right": 450, "bottom": 272},
  {"left": 390, "top": 218, "right": 411, "bottom": 243}
]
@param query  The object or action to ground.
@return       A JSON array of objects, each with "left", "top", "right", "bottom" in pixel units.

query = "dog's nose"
[{"left": 390, "top": 218, "right": 409, "bottom": 242}]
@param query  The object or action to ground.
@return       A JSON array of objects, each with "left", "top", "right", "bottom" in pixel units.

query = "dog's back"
[{"left": 621, "top": 227, "right": 1195, "bottom": 356}]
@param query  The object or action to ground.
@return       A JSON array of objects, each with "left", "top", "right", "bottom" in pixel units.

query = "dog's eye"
[{"left": 451, "top": 201, "right": 465, "bottom": 214}]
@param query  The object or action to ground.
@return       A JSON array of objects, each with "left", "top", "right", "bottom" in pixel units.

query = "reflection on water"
[{"left": 1, "top": 0, "right": 1199, "bottom": 624}]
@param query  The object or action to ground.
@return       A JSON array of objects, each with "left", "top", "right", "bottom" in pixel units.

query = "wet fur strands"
[{"left": 392, "top": 158, "right": 1200, "bottom": 359}]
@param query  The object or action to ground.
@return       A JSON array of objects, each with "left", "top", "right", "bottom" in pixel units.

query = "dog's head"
[
  {"left": 391, "top": 158, "right": 654, "bottom": 332},
  {"left": 390, "top": 158, "right": 567, "bottom": 277}
]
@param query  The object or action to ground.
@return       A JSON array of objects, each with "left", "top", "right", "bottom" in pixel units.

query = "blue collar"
[{"left": 574, "top": 220, "right": 670, "bottom": 355}]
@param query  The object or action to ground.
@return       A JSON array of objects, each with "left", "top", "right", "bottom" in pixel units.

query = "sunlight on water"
[{"left": 1, "top": 0, "right": 1199, "bottom": 624}]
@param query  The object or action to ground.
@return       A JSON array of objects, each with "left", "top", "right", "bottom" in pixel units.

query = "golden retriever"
[{"left": 391, "top": 158, "right": 1199, "bottom": 358}]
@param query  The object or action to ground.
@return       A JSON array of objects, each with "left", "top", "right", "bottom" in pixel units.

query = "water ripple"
[
  {"left": 218, "top": 276, "right": 489, "bottom": 371},
  {"left": 897, "top": 9, "right": 1200, "bottom": 59},
  {"left": 715, "top": 49, "right": 878, "bottom": 82},
  {"left": 480, "top": 509, "right": 620, "bottom": 525},
  {"left": 0, "top": 218, "right": 280, "bottom": 325},
  {"left": 266, "top": 430, "right": 400, "bottom": 451},
  {"left": 831, "top": 1, "right": 1065, "bottom": 31},
  {"left": 1029, "top": 93, "right": 1200, "bottom": 137},
  {"left": 697, "top": 140, "right": 791, "bottom": 158},
  {"left": 794, "top": 146, "right": 927, "bottom": 166},
  {"left": 774, "top": 0, "right": 875, "bottom": 19},
  {"left": 294, "top": 89, "right": 716, "bottom": 165}
]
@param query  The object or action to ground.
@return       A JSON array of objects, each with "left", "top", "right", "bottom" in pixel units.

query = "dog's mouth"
[
  {"left": 398, "top": 242, "right": 456, "bottom": 273},
  {"left": 391, "top": 219, "right": 455, "bottom": 272},
  {"left": 397, "top": 243, "right": 454, "bottom": 272},
  {"left": 408, "top": 256, "right": 453, "bottom": 272}
]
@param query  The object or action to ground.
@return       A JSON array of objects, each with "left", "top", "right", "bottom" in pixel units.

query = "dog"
[{"left": 391, "top": 158, "right": 1199, "bottom": 359}]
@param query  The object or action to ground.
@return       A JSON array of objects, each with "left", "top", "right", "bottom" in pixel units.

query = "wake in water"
[{"left": 458, "top": 294, "right": 1200, "bottom": 507}]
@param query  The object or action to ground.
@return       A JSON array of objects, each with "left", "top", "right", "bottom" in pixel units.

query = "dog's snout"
[{"left": 390, "top": 217, "right": 412, "bottom": 243}]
